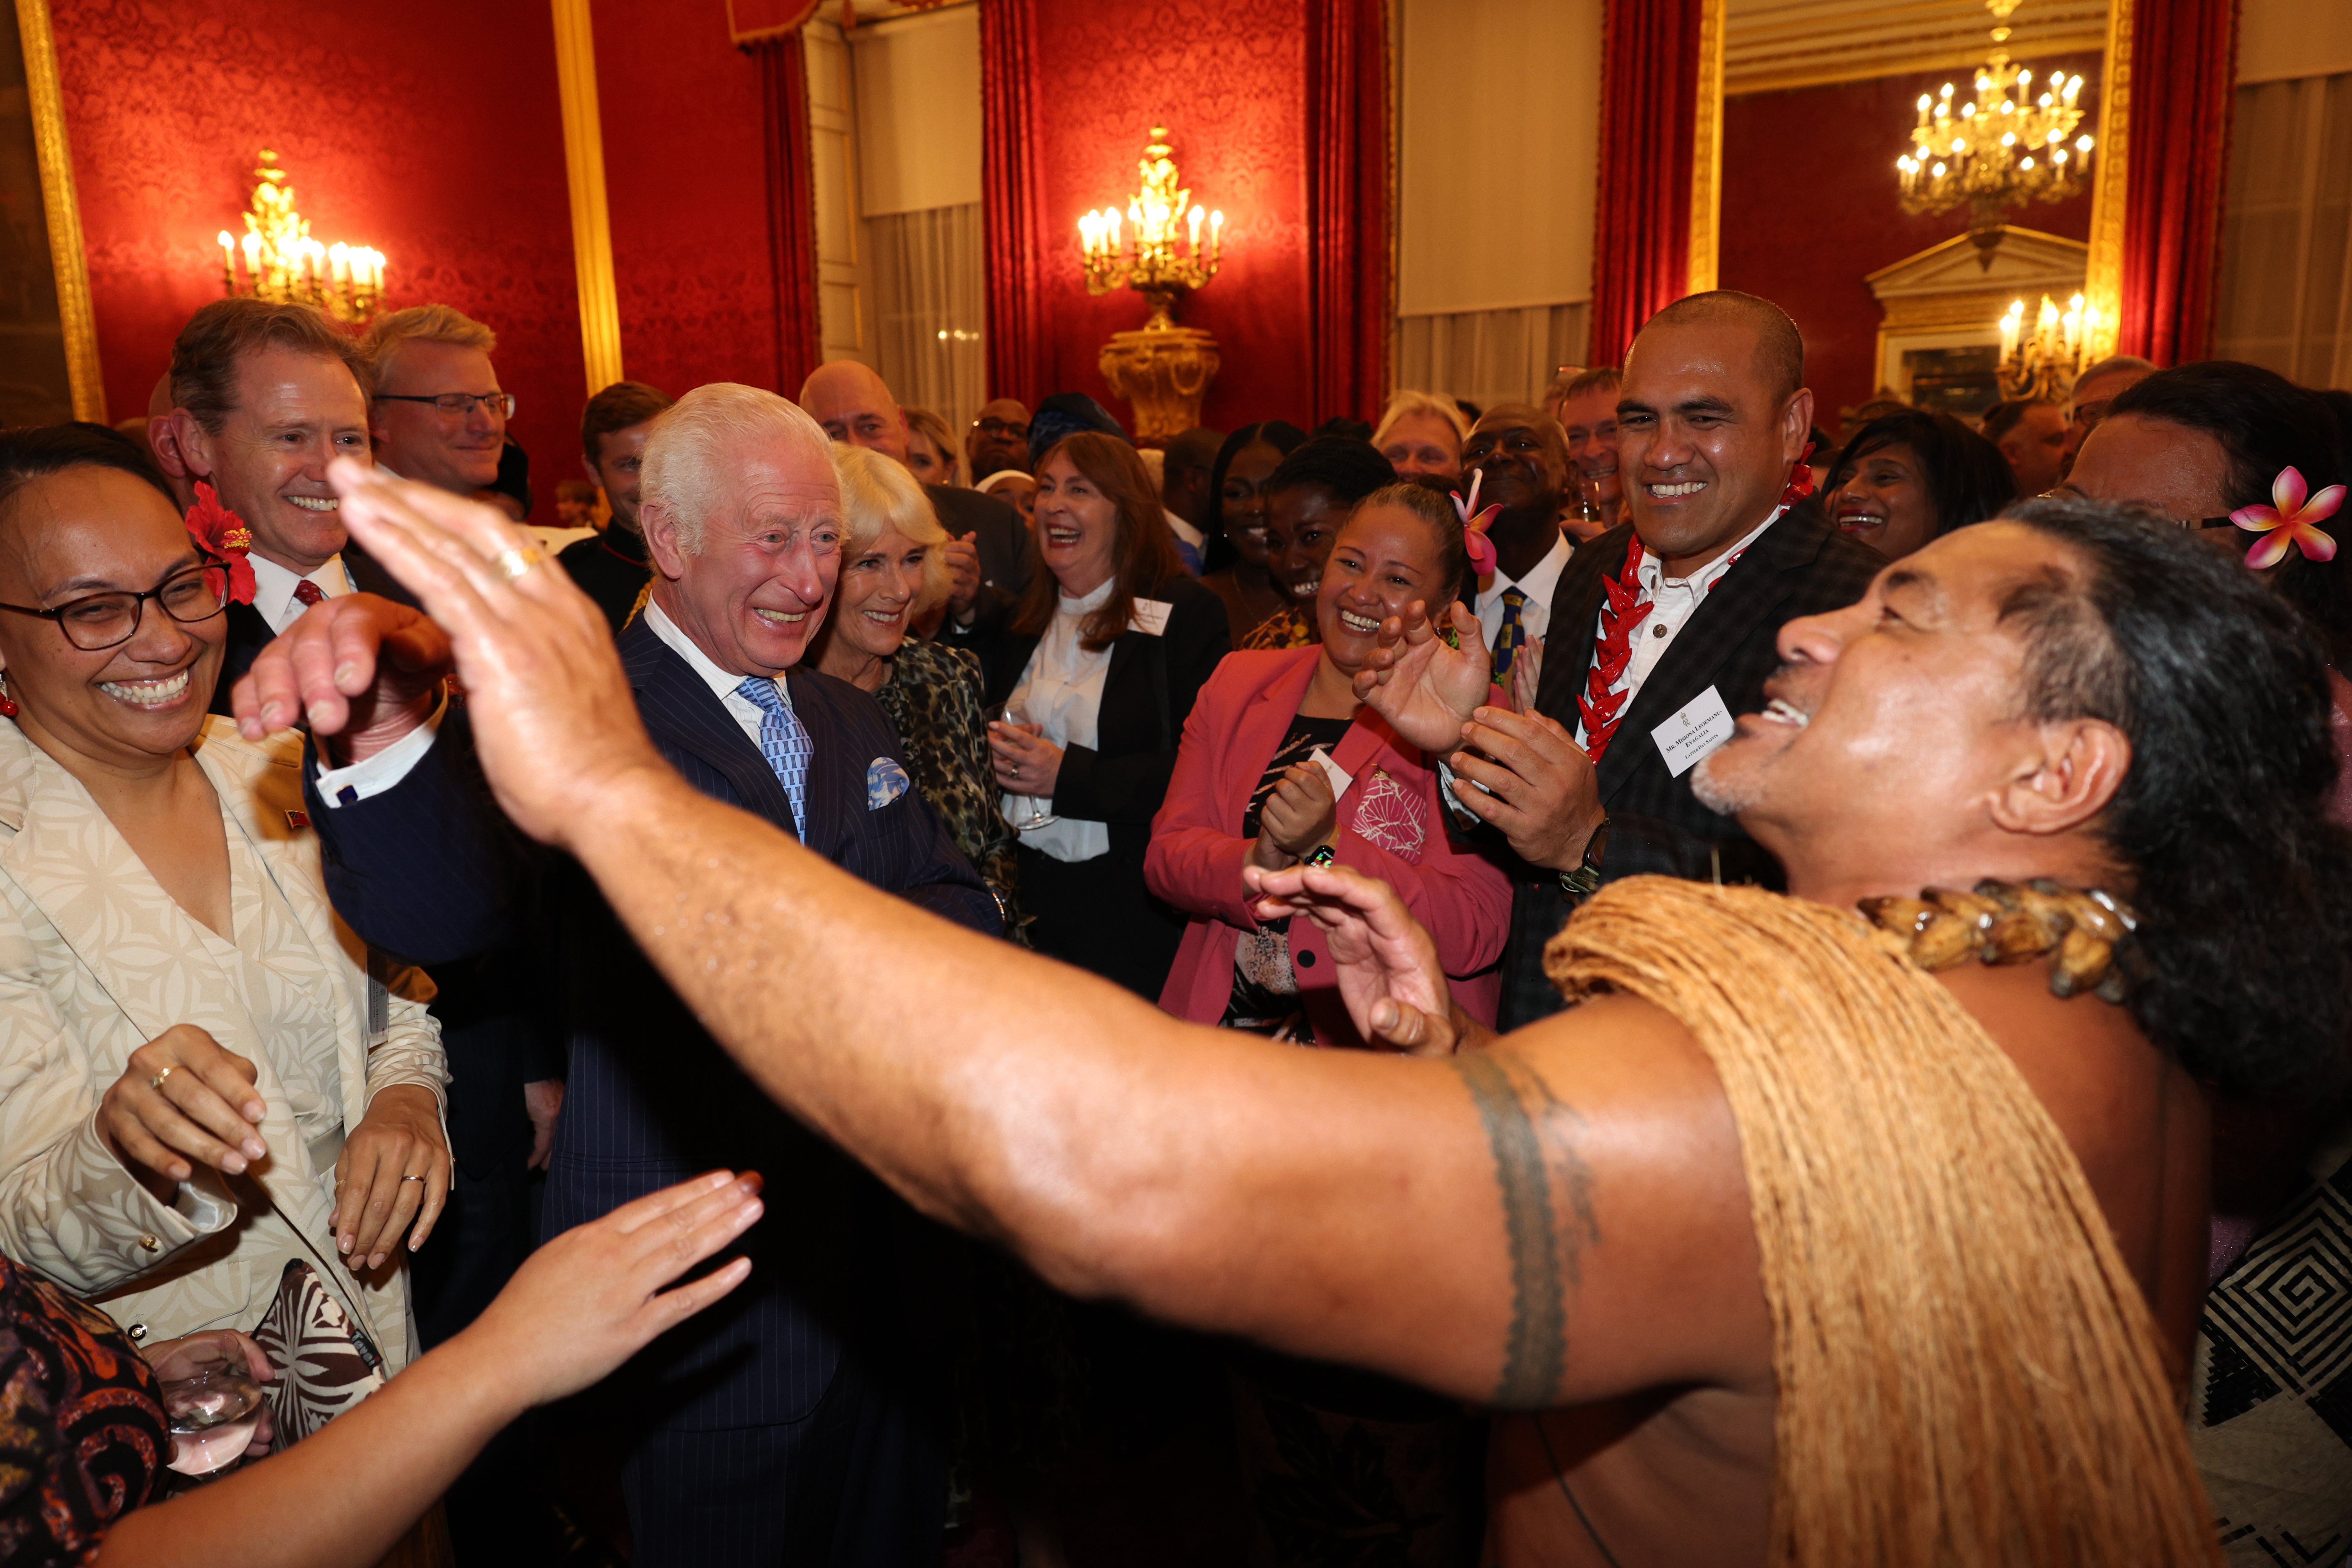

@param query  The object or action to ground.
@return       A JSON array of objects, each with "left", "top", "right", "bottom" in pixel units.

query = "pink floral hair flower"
[
  {"left": 2232, "top": 465, "right": 2341, "bottom": 570},
  {"left": 1451, "top": 469, "right": 1500, "bottom": 578}
]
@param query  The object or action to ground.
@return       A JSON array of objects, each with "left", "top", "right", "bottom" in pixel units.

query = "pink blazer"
[{"left": 1145, "top": 647, "right": 1512, "bottom": 1042}]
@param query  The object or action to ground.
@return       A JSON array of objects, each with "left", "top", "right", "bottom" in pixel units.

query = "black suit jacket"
[
  {"left": 929, "top": 484, "right": 1032, "bottom": 631},
  {"left": 1497, "top": 511, "right": 1885, "bottom": 1027},
  {"left": 208, "top": 542, "right": 410, "bottom": 717},
  {"left": 540, "top": 621, "right": 994, "bottom": 1430}
]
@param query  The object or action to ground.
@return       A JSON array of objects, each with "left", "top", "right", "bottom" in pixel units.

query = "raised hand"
[
  {"left": 1242, "top": 861, "right": 1465, "bottom": 1056},
  {"left": 1350, "top": 599, "right": 1492, "bottom": 754},
  {"left": 230, "top": 594, "right": 452, "bottom": 758},
  {"left": 943, "top": 532, "right": 983, "bottom": 618},
  {"left": 321, "top": 458, "right": 673, "bottom": 851},
  {"left": 1254, "top": 761, "right": 1337, "bottom": 867},
  {"left": 99, "top": 1024, "right": 268, "bottom": 1198},
  {"left": 1447, "top": 705, "right": 1603, "bottom": 874}
]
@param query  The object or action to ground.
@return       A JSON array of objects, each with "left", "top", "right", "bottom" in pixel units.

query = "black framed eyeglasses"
[
  {"left": 0, "top": 565, "right": 227, "bottom": 651},
  {"left": 972, "top": 417, "right": 1029, "bottom": 439},
  {"left": 375, "top": 391, "right": 516, "bottom": 419}
]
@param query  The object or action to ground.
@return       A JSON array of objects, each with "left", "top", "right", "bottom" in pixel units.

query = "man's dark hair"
[
  {"left": 169, "top": 298, "right": 370, "bottom": 435},
  {"left": 581, "top": 380, "right": 674, "bottom": 465},
  {"left": 1979, "top": 398, "right": 2056, "bottom": 444},
  {"left": 1265, "top": 436, "right": 1396, "bottom": 509},
  {"left": 2000, "top": 495, "right": 2352, "bottom": 1097},
  {"left": 1162, "top": 426, "right": 1224, "bottom": 481},
  {"left": 0, "top": 423, "right": 178, "bottom": 528},
  {"left": 1640, "top": 289, "right": 1805, "bottom": 402},
  {"left": 1827, "top": 409, "right": 2016, "bottom": 538},
  {"left": 2107, "top": 361, "right": 2352, "bottom": 669}
]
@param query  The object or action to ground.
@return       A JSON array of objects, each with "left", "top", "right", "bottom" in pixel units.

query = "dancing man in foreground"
[{"left": 241, "top": 458, "right": 2352, "bottom": 1562}]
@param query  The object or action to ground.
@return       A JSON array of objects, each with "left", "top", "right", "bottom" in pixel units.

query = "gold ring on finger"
[
  {"left": 493, "top": 545, "right": 545, "bottom": 582},
  {"left": 400, "top": 1174, "right": 426, "bottom": 1182},
  {"left": 148, "top": 1065, "right": 175, "bottom": 1092}
]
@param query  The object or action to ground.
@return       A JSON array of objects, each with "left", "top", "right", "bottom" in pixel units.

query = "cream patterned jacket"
[{"left": 0, "top": 717, "right": 445, "bottom": 1368}]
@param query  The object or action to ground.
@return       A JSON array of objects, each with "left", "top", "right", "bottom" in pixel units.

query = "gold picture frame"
[{"left": 13, "top": 0, "right": 103, "bottom": 422}]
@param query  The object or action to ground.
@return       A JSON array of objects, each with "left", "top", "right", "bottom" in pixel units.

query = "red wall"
[
  {"left": 48, "top": 0, "right": 587, "bottom": 517},
  {"left": 1718, "top": 53, "right": 2101, "bottom": 425},
  {"left": 1024, "top": 0, "right": 1314, "bottom": 433},
  {"left": 592, "top": 0, "right": 780, "bottom": 407}
]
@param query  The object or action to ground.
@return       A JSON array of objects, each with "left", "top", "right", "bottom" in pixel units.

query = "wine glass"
[
  {"left": 161, "top": 1360, "right": 264, "bottom": 1476},
  {"left": 993, "top": 704, "right": 1057, "bottom": 830}
]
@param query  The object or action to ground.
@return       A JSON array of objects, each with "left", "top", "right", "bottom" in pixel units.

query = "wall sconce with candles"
[
  {"left": 215, "top": 151, "right": 386, "bottom": 324},
  {"left": 1077, "top": 127, "right": 1226, "bottom": 444},
  {"left": 1996, "top": 291, "right": 2096, "bottom": 401}
]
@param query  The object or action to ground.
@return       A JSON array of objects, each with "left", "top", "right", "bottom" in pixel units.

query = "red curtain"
[
  {"left": 980, "top": 0, "right": 1048, "bottom": 406},
  {"left": 1587, "top": 0, "right": 1704, "bottom": 366},
  {"left": 1305, "top": 0, "right": 1389, "bottom": 426},
  {"left": 2113, "top": 0, "right": 2239, "bottom": 365},
  {"left": 750, "top": 31, "right": 822, "bottom": 395}
]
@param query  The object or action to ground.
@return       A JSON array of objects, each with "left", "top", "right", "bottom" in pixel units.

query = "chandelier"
[
  {"left": 1997, "top": 292, "right": 2097, "bottom": 400},
  {"left": 1894, "top": 0, "right": 2095, "bottom": 261},
  {"left": 1078, "top": 127, "right": 1223, "bottom": 331},
  {"left": 215, "top": 151, "right": 386, "bottom": 324}
]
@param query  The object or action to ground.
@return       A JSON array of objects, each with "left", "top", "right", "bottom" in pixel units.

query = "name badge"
[
  {"left": 1128, "top": 598, "right": 1173, "bottom": 636},
  {"left": 1308, "top": 745, "right": 1353, "bottom": 801},
  {"left": 1651, "top": 685, "right": 1736, "bottom": 778}
]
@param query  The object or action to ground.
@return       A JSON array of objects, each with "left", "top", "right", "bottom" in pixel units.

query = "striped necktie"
[
  {"left": 1491, "top": 586, "right": 1529, "bottom": 682},
  {"left": 733, "top": 676, "right": 811, "bottom": 841}
]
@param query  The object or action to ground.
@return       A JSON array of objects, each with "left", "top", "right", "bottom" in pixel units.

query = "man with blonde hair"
[{"left": 363, "top": 303, "right": 511, "bottom": 496}]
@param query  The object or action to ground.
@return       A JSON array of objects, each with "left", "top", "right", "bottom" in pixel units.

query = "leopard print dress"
[{"left": 875, "top": 639, "right": 1027, "bottom": 944}]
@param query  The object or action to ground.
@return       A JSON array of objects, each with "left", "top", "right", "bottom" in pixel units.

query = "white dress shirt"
[
  {"left": 1007, "top": 579, "right": 1114, "bottom": 864},
  {"left": 1474, "top": 529, "right": 1575, "bottom": 650},
  {"left": 248, "top": 552, "right": 355, "bottom": 636},
  {"left": 642, "top": 600, "right": 798, "bottom": 750},
  {"left": 1571, "top": 507, "right": 1785, "bottom": 748}
]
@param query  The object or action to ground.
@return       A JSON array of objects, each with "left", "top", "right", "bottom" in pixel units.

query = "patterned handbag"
[{"left": 248, "top": 1258, "right": 385, "bottom": 1446}]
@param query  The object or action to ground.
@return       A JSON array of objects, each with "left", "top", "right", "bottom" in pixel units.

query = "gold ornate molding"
[
  {"left": 2080, "top": 0, "right": 2131, "bottom": 363},
  {"left": 551, "top": 0, "right": 623, "bottom": 392},
  {"left": 1687, "top": 0, "right": 1727, "bottom": 295},
  {"left": 15, "top": 0, "right": 104, "bottom": 421},
  {"left": 1099, "top": 324, "right": 1221, "bottom": 445}
]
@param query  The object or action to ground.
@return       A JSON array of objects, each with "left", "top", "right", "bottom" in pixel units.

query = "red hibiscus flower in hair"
[
  {"left": 2232, "top": 465, "right": 2341, "bottom": 570},
  {"left": 185, "top": 482, "right": 256, "bottom": 606}
]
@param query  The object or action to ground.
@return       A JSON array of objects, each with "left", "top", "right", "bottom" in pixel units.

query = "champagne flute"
[{"left": 993, "top": 703, "right": 1057, "bottom": 830}]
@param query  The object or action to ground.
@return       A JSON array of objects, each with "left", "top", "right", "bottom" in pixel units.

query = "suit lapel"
[
  {"left": 1594, "top": 512, "right": 1818, "bottom": 801},
  {"left": 786, "top": 670, "right": 852, "bottom": 853},
  {"left": 339, "top": 540, "right": 417, "bottom": 609},
  {"left": 620, "top": 622, "right": 800, "bottom": 834},
  {"left": 1532, "top": 527, "right": 1627, "bottom": 729}
]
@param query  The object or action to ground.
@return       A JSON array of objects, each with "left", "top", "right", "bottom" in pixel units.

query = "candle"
[
  {"left": 1188, "top": 204, "right": 1203, "bottom": 254},
  {"left": 218, "top": 231, "right": 237, "bottom": 293},
  {"left": 329, "top": 242, "right": 349, "bottom": 284},
  {"left": 1210, "top": 209, "right": 1223, "bottom": 259},
  {"left": 1999, "top": 301, "right": 2023, "bottom": 364}
]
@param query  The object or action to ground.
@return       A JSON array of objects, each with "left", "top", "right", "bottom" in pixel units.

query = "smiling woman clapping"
[{"left": 963, "top": 433, "right": 1228, "bottom": 997}]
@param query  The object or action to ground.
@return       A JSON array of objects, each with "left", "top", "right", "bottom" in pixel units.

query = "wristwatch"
[{"left": 1558, "top": 818, "right": 1609, "bottom": 898}]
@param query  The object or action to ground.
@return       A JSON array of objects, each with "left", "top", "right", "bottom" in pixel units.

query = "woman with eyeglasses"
[{"left": 0, "top": 425, "right": 449, "bottom": 1398}]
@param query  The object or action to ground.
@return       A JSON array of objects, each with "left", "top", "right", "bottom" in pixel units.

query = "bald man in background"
[{"left": 799, "top": 362, "right": 1031, "bottom": 629}]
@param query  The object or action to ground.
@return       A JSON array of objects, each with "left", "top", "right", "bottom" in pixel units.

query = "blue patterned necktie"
[
  {"left": 1491, "top": 586, "right": 1529, "bottom": 682},
  {"left": 734, "top": 677, "right": 811, "bottom": 841}
]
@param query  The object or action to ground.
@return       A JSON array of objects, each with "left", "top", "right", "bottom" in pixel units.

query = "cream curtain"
[
  {"left": 1392, "top": 302, "right": 1592, "bottom": 416},
  {"left": 2213, "top": 73, "right": 2352, "bottom": 388},
  {"left": 864, "top": 201, "right": 986, "bottom": 468}
]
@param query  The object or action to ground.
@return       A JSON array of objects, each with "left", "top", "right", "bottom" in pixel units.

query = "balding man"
[
  {"left": 798, "top": 361, "right": 1031, "bottom": 628},
  {"left": 2060, "top": 353, "right": 2156, "bottom": 479},
  {"left": 965, "top": 395, "right": 1032, "bottom": 482},
  {"left": 252, "top": 384, "right": 995, "bottom": 1565},
  {"left": 1365, "top": 291, "right": 1883, "bottom": 1027}
]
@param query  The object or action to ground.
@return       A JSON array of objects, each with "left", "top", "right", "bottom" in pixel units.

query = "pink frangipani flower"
[
  {"left": 2233, "top": 465, "right": 2341, "bottom": 570},
  {"left": 1451, "top": 468, "right": 1500, "bottom": 579}
]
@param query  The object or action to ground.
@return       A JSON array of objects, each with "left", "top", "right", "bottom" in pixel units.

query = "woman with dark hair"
[
  {"left": 1823, "top": 408, "right": 2016, "bottom": 560},
  {"left": 1197, "top": 420, "right": 1307, "bottom": 642},
  {"left": 969, "top": 431, "right": 1229, "bottom": 996},
  {"left": 1239, "top": 435, "right": 1398, "bottom": 650}
]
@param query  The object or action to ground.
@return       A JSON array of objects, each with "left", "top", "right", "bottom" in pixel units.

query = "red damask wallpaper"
[
  {"left": 1024, "top": 0, "right": 1313, "bottom": 433},
  {"left": 47, "top": 0, "right": 587, "bottom": 516},
  {"left": 592, "top": 0, "right": 780, "bottom": 407},
  {"left": 1717, "top": 54, "right": 2100, "bottom": 425}
]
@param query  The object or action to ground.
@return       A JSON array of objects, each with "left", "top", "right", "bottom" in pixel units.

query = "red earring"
[{"left": 1, "top": 677, "right": 19, "bottom": 719}]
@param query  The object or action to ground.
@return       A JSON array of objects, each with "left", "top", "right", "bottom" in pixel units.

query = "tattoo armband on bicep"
[{"left": 1455, "top": 1052, "right": 1601, "bottom": 1409}]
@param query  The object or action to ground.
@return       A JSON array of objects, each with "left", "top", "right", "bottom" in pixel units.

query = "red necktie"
[{"left": 293, "top": 580, "right": 325, "bottom": 607}]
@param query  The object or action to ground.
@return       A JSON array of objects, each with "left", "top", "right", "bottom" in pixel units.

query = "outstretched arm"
[{"left": 316, "top": 461, "right": 1769, "bottom": 1410}]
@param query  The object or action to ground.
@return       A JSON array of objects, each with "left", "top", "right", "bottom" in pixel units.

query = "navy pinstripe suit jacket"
[{"left": 538, "top": 621, "right": 996, "bottom": 1431}]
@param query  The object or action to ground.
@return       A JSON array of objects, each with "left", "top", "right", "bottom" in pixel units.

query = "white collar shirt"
[
  {"left": 1474, "top": 528, "right": 1575, "bottom": 651},
  {"left": 247, "top": 553, "right": 356, "bottom": 636},
  {"left": 643, "top": 599, "right": 798, "bottom": 753},
  {"left": 1006, "top": 578, "right": 1116, "bottom": 864},
  {"left": 1572, "top": 507, "right": 1785, "bottom": 748}
]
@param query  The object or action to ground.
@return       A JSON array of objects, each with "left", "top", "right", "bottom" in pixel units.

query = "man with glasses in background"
[
  {"left": 965, "top": 396, "right": 1032, "bottom": 484},
  {"left": 363, "top": 304, "right": 516, "bottom": 496}
]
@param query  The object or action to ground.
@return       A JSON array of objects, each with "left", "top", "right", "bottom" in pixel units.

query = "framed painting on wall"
[{"left": 2, "top": 0, "right": 101, "bottom": 426}]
